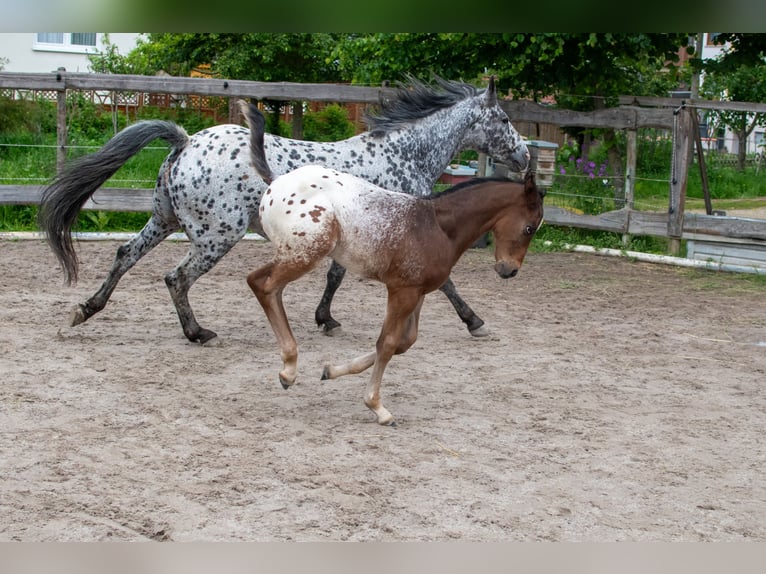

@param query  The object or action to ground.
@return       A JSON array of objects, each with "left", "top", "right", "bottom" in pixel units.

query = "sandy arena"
[{"left": 1, "top": 238, "right": 764, "bottom": 541}]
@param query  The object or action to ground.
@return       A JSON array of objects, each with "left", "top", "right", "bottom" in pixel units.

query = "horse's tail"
[
  {"left": 38, "top": 120, "right": 189, "bottom": 285},
  {"left": 239, "top": 100, "right": 274, "bottom": 185}
]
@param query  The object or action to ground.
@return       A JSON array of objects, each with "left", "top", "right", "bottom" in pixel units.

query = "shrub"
[
  {"left": 303, "top": 104, "right": 355, "bottom": 142},
  {"left": 0, "top": 96, "right": 57, "bottom": 140}
]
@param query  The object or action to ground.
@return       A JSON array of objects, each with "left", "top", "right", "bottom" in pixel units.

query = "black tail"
[
  {"left": 239, "top": 100, "right": 274, "bottom": 185},
  {"left": 37, "top": 120, "right": 189, "bottom": 284}
]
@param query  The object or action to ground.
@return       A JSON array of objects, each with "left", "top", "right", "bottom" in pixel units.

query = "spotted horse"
[{"left": 38, "top": 75, "right": 530, "bottom": 345}]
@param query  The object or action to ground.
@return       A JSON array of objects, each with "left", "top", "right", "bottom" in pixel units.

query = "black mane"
[
  {"left": 426, "top": 176, "right": 521, "bottom": 199},
  {"left": 427, "top": 173, "right": 545, "bottom": 199},
  {"left": 366, "top": 75, "right": 480, "bottom": 134}
]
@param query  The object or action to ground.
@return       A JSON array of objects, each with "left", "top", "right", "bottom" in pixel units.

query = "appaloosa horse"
[
  {"left": 243, "top": 104, "right": 544, "bottom": 425},
  {"left": 38, "top": 76, "right": 529, "bottom": 344}
]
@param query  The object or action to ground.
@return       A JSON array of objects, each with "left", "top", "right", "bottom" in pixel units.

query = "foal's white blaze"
[{"left": 261, "top": 165, "right": 418, "bottom": 276}]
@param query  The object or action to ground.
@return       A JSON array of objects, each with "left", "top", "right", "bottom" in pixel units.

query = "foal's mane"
[
  {"left": 366, "top": 74, "right": 480, "bottom": 134},
  {"left": 427, "top": 176, "right": 524, "bottom": 199}
]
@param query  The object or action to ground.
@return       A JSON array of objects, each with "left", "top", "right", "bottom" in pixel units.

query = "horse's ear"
[
  {"left": 524, "top": 170, "right": 536, "bottom": 192},
  {"left": 483, "top": 76, "right": 497, "bottom": 106},
  {"left": 524, "top": 171, "right": 546, "bottom": 198}
]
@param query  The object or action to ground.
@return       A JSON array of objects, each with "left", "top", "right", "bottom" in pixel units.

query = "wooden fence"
[{"left": 1, "top": 71, "right": 765, "bottom": 254}]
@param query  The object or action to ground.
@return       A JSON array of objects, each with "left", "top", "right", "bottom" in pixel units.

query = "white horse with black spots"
[{"left": 38, "top": 76, "right": 529, "bottom": 344}]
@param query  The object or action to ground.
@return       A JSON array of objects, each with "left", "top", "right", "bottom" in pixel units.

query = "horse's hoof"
[
  {"left": 320, "top": 366, "right": 330, "bottom": 380},
  {"left": 279, "top": 374, "right": 294, "bottom": 390},
  {"left": 281, "top": 381, "right": 290, "bottom": 390},
  {"left": 197, "top": 329, "right": 219, "bottom": 345},
  {"left": 321, "top": 321, "right": 342, "bottom": 336},
  {"left": 469, "top": 324, "right": 490, "bottom": 337},
  {"left": 201, "top": 335, "right": 221, "bottom": 347},
  {"left": 70, "top": 305, "right": 87, "bottom": 326}
]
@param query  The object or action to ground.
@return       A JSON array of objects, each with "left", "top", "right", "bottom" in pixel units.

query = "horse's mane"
[
  {"left": 427, "top": 176, "right": 525, "bottom": 199},
  {"left": 366, "top": 74, "right": 480, "bottom": 134}
]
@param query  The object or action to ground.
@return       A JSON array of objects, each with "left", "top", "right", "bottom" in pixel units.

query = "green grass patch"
[
  {"left": 530, "top": 225, "right": 671, "bottom": 255},
  {"left": 681, "top": 267, "right": 766, "bottom": 292}
]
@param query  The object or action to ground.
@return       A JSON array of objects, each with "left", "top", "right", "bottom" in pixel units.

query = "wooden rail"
[{"left": 6, "top": 184, "right": 764, "bottom": 244}]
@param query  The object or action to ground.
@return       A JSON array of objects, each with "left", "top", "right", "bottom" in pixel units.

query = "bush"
[
  {"left": 303, "top": 104, "right": 355, "bottom": 142},
  {"left": 65, "top": 94, "right": 119, "bottom": 148},
  {"left": 0, "top": 96, "right": 57, "bottom": 140}
]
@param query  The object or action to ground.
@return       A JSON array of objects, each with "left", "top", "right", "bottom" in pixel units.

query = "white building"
[{"left": 0, "top": 33, "right": 141, "bottom": 73}]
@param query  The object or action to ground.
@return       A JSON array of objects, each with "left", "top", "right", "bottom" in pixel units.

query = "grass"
[
  {"left": 530, "top": 225, "right": 672, "bottom": 255},
  {"left": 681, "top": 266, "right": 766, "bottom": 292},
  {"left": 0, "top": 131, "right": 167, "bottom": 232}
]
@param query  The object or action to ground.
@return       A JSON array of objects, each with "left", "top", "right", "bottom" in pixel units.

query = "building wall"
[{"left": 0, "top": 33, "right": 140, "bottom": 73}]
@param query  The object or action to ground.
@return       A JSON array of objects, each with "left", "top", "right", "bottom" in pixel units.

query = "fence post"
[
  {"left": 668, "top": 104, "right": 693, "bottom": 255},
  {"left": 56, "top": 89, "right": 67, "bottom": 175},
  {"left": 690, "top": 109, "right": 713, "bottom": 215},
  {"left": 622, "top": 128, "right": 637, "bottom": 246}
]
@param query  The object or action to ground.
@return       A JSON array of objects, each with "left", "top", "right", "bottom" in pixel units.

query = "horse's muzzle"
[
  {"left": 506, "top": 147, "right": 531, "bottom": 172},
  {"left": 494, "top": 261, "right": 519, "bottom": 278}
]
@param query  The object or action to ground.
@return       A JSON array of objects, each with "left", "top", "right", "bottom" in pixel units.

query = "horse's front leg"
[
  {"left": 314, "top": 260, "right": 346, "bottom": 335},
  {"left": 321, "top": 290, "right": 423, "bottom": 425},
  {"left": 321, "top": 296, "right": 423, "bottom": 380},
  {"left": 247, "top": 263, "right": 300, "bottom": 389},
  {"left": 364, "top": 291, "right": 424, "bottom": 426},
  {"left": 439, "top": 276, "right": 488, "bottom": 337}
]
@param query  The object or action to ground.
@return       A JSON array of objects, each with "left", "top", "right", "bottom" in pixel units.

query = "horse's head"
[
  {"left": 492, "top": 171, "right": 544, "bottom": 279},
  {"left": 464, "top": 76, "right": 530, "bottom": 173}
]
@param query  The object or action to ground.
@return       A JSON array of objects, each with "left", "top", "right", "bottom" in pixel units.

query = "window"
[
  {"left": 34, "top": 33, "right": 98, "bottom": 53},
  {"left": 706, "top": 33, "right": 722, "bottom": 46}
]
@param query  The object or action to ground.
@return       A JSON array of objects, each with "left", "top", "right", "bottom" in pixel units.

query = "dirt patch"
[{"left": 1, "top": 238, "right": 764, "bottom": 541}]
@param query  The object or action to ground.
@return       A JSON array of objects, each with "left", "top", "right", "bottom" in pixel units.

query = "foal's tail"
[
  {"left": 239, "top": 101, "right": 274, "bottom": 185},
  {"left": 38, "top": 120, "right": 189, "bottom": 285}
]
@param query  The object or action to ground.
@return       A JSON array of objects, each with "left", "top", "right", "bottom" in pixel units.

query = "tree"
[
  {"left": 331, "top": 33, "right": 497, "bottom": 86},
  {"left": 114, "top": 33, "right": 344, "bottom": 138},
  {"left": 700, "top": 61, "right": 766, "bottom": 169},
  {"left": 334, "top": 33, "right": 691, "bottom": 204},
  {"left": 706, "top": 33, "right": 766, "bottom": 71},
  {"left": 333, "top": 33, "right": 690, "bottom": 100}
]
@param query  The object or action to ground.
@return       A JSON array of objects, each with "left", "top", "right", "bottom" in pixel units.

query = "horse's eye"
[
  {"left": 524, "top": 225, "right": 535, "bottom": 235},
  {"left": 501, "top": 117, "right": 510, "bottom": 124}
]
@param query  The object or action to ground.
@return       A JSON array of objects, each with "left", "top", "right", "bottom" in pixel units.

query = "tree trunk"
[
  {"left": 291, "top": 101, "right": 304, "bottom": 140},
  {"left": 737, "top": 129, "right": 747, "bottom": 171}
]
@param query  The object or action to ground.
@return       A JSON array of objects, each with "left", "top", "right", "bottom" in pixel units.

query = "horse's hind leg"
[
  {"left": 439, "top": 276, "right": 488, "bottom": 337},
  {"left": 314, "top": 259, "right": 346, "bottom": 335},
  {"left": 71, "top": 214, "right": 177, "bottom": 327},
  {"left": 164, "top": 235, "right": 240, "bottom": 345},
  {"left": 248, "top": 259, "right": 317, "bottom": 389}
]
